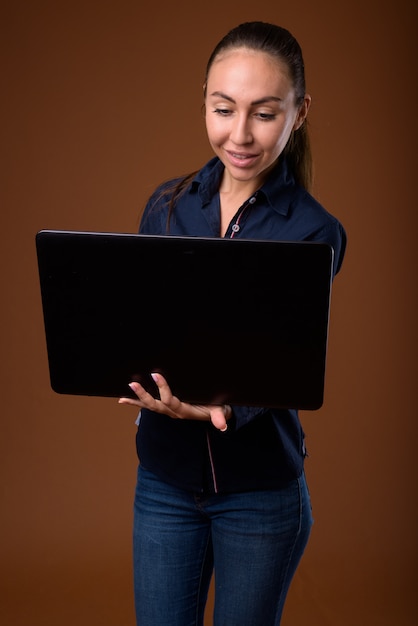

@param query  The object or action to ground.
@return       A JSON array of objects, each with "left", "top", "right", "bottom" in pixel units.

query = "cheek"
[
  {"left": 260, "top": 129, "right": 285, "bottom": 154},
  {"left": 205, "top": 117, "right": 224, "bottom": 145},
  {"left": 205, "top": 114, "right": 214, "bottom": 137},
  {"left": 267, "top": 120, "right": 295, "bottom": 152}
]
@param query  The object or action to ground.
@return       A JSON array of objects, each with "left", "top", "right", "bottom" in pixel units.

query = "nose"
[{"left": 230, "top": 113, "right": 252, "bottom": 145}]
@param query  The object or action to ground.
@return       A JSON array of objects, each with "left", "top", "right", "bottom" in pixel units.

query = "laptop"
[{"left": 35, "top": 230, "right": 334, "bottom": 410}]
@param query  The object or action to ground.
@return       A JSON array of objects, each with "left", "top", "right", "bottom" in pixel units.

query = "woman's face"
[{"left": 205, "top": 48, "right": 310, "bottom": 191}]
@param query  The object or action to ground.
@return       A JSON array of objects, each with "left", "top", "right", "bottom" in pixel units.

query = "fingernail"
[
  {"left": 151, "top": 373, "right": 159, "bottom": 382},
  {"left": 128, "top": 382, "right": 136, "bottom": 389},
  {"left": 220, "top": 425, "right": 228, "bottom": 432}
]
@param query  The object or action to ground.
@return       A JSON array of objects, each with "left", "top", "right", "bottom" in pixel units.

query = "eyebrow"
[{"left": 209, "top": 91, "right": 282, "bottom": 105}]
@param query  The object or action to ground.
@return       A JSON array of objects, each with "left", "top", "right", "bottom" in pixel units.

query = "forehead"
[{"left": 207, "top": 48, "right": 292, "bottom": 89}]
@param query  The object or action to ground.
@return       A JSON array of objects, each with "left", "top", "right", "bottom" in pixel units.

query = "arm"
[{"left": 309, "top": 221, "right": 347, "bottom": 278}]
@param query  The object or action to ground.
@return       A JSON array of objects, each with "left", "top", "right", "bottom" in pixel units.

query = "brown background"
[{"left": 1, "top": 0, "right": 417, "bottom": 624}]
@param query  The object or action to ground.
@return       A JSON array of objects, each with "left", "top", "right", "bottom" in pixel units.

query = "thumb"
[{"left": 209, "top": 405, "right": 228, "bottom": 432}]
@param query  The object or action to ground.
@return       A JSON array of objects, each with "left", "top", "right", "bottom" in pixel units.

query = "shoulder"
[
  {"left": 265, "top": 169, "right": 344, "bottom": 236},
  {"left": 265, "top": 159, "right": 341, "bottom": 228},
  {"left": 139, "top": 175, "right": 191, "bottom": 235},
  {"left": 293, "top": 187, "right": 342, "bottom": 227},
  {"left": 264, "top": 165, "right": 347, "bottom": 275},
  {"left": 139, "top": 158, "right": 223, "bottom": 235},
  {"left": 293, "top": 189, "right": 347, "bottom": 275}
]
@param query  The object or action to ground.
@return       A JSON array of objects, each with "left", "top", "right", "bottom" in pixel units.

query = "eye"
[
  {"left": 212, "top": 108, "right": 232, "bottom": 117},
  {"left": 255, "top": 112, "right": 276, "bottom": 121}
]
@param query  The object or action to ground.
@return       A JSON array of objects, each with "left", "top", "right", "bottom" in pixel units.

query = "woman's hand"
[{"left": 118, "top": 372, "right": 231, "bottom": 431}]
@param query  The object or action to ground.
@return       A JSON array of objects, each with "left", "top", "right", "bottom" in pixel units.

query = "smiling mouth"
[
  {"left": 227, "top": 151, "right": 257, "bottom": 159},
  {"left": 225, "top": 150, "right": 259, "bottom": 167}
]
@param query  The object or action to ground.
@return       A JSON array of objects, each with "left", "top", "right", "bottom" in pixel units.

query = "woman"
[{"left": 119, "top": 21, "right": 346, "bottom": 626}]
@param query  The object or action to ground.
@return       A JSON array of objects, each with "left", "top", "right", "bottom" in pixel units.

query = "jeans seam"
[
  {"left": 195, "top": 531, "right": 213, "bottom": 626},
  {"left": 275, "top": 475, "right": 303, "bottom": 621}
]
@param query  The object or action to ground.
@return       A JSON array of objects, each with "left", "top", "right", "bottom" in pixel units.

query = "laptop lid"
[{"left": 35, "top": 230, "right": 334, "bottom": 410}]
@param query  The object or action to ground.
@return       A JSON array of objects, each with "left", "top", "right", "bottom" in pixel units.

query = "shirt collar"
[{"left": 190, "top": 156, "right": 297, "bottom": 216}]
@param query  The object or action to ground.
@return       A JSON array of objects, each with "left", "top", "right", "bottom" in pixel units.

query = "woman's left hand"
[{"left": 118, "top": 372, "right": 231, "bottom": 431}]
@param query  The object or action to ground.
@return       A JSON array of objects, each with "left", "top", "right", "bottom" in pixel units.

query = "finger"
[
  {"left": 151, "top": 373, "right": 183, "bottom": 413},
  {"left": 209, "top": 405, "right": 228, "bottom": 431},
  {"left": 127, "top": 381, "right": 159, "bottom": 408},
  {"left": 118, "top": 397, "right": 142, "bottom": 407}
]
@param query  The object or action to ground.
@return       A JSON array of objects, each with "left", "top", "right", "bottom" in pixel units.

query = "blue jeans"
[{"left": 133, "top": 465, "right": 313, "bottom": 626}]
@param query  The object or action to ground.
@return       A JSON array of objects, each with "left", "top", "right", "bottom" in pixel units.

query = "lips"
[{"left": 225, "top": 150, "right": 259, "bottom": 168}]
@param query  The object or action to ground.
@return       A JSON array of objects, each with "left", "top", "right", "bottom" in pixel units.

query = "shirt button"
[
  {"left": 249, "top": 196, "right": 256, "bottom": 204},
  {"left": 232, "top": 224, "right": 240, "bottom": 232}
]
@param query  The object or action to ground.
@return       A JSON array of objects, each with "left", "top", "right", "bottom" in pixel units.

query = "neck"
[
  {"left": 219, "top": 160, "right": 277, "bottom": 198},
  {"left": 219, "top": 175, "right": 260, "bottom": 201}
]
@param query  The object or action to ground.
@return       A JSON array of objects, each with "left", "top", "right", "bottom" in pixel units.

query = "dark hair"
[
  {"left": 204, "top": 21, "right": 312, "bottom": 191},
  {"left": 160, "top": 22, "right": 312, "bottom": 231}
]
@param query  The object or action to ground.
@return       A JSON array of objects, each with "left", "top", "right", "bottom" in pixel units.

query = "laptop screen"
[{"left": 36, "top": 230, "right": 333, "bottom": 410}]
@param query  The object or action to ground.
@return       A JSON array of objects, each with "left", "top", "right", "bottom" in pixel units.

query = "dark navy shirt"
[{"left": 136, "top": 156, "right": 346, "bottom": 494}]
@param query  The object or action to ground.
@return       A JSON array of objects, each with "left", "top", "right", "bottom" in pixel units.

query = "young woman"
[{"left": 119, "top": 21, "right": 346, "bottom": 626}]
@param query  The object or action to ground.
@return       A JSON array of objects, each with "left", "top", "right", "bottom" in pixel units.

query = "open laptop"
[{"left": 35, "top": 230, "right": 334, "bottom": 410}]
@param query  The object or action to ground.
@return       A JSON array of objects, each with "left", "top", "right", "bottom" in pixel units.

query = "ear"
[{"left": 293, "top": 94, "right": 312, "bottom": 131}]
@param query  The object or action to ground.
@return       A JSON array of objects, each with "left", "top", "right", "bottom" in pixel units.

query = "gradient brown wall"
[{"left": 1, "top": 1, "right": 417, "bottom": 624}]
